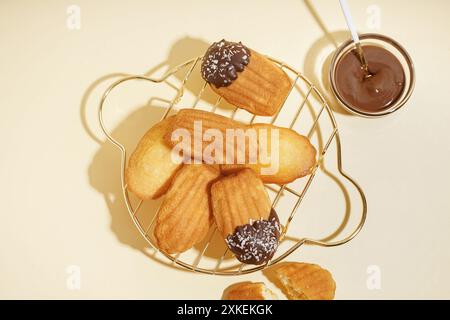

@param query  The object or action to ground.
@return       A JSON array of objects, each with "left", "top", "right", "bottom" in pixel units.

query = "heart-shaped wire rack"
[{"left": 98, "top": 56, "right": 367, "bottom": 275}]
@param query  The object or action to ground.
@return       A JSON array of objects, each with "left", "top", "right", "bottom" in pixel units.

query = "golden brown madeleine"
[
  {"left": 126, "top": 116, "right": 182, "bottom": 200},
  {"left": 211, "top": 169, "right": 271, "bottom": 237},
  {"left": 223, "top": 282, "right": 278, "bottom": 300},
  {"left": 165, "top": 109, "right": 245, "bottom": 137},
  {"left": 221, "top": 124, "right": 317, "bottom": 184},
  {"left": 275, "top": 262, "right": 336, "bottom": 300},
  {"left": 201, "top": 40, "right": 291, "bottom": 116},
  {"left": 154, "top": 164, "right": 220, "bottom": 254},
  {"left": 165, "top": 109, "right": 317, "bottom": 184},
  {"left": 211, "top": 169, "right": 281, "bottom": 265},
  {"left": 164, "top": 109, "right": 246, "bottom": 157}
]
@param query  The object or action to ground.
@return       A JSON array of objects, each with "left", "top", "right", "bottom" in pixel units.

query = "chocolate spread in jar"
[
  {"left": 334, "top": 45, "right": 405, "bottom": 113},
  {"left": 201, "top": 39, "right": 251, "bottom": 88}
]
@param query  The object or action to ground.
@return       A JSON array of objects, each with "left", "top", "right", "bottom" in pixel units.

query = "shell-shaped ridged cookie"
[
  {"left": 154, "top": 164, "right": 220, "bottom": 254},
  {"left": 211, "top": 50, "right": 292, "bottom": 116},
  {"left": 163, "top": 109, "right": 251, "bottom": 163},
  {"left": 211, "top": 169, "right": 271, "bottom": 237},
  {"left": 275, "top": 262, "right": 336, "bottom": 300},
  {"left": 166, "top": 109, "right": 244, "bottom": 136},
  {"left": 126, "top": 116, "right": 182, "bottom": 200}
]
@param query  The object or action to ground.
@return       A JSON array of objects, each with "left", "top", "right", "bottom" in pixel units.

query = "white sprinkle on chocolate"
[
  {"left": 201, "top": 39, "right": 251, "bottom": 88},
  {"left": 225, "top": 209, "right": 281, "bottom": 265}
]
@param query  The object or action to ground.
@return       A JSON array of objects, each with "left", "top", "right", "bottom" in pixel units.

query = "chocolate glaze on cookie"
[
  {"left": 225, "top": 209, "right": 281, "bottom": 265},
  {"left": 201, "top": 39, "right": 251, "bottom": 88}
]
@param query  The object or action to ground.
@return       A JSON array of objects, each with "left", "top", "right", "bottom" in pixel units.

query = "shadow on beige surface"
[
  {"left": 80, "top": 36, "right": 211, "bottom": 146},
  {"left": 304, "top": 30, "right": 353, "bottom": 116},
  {"left": 88, "top": 104, "right": 165, "bottom": 250}
]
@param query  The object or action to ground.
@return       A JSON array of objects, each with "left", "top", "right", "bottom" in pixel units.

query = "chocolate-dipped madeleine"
[
  {"left": 164, "top": 109, "right": 317, "bottom": 184},
  {"left": 201, "top": 39, "right": 292, "bottom": 116},
  {"left": 154, "top": 164, "right": 220, "bottom": 254},
  {"left": 210, "top": 169, "right": 281, "bottom": 264}
]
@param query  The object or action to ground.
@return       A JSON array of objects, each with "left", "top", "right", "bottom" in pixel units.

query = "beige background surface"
[{"left": 1, "top": 0, "right": 450, "bottom": 299}]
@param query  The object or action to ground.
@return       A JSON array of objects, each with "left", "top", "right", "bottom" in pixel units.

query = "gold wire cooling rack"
[{"left": 98, "top": 55, "right": 367, "bottom": 275}]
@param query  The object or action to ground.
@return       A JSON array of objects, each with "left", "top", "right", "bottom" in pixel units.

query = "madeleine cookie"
[
  {"left": 126, "top": 116, "right": 182, "bottom": 200},
  {"left": 154, "top": 164, "right": 220, "bottom": 254},
  {"left": 211, "top": 169, "right": 281, "bottom": 264},
  {"left": 223, "top": 282, "right": 278, "bottom": 300},
  {"left": 275, "top": 262, "right": 336, "bottom": 300},
  {"left": 164, "top": 109, "right": 253, "bottom": 164},
  {"left": 201, "top": 39, "right": 292, "bottom": 116},
  {"left": 221, "top": 123, "right": 317, "bottom": 184},
  {"left": 165, "top": 109, "right": 316, "bottom": 184}
]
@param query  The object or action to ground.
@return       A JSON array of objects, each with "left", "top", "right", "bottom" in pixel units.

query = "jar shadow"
[{"left": 303, "top": 0, "right": 353, "bottom": 116}]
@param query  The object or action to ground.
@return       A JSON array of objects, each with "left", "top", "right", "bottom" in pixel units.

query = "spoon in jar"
[{"left": 338, "top": 0, "right": 372, "bottom": 79}]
